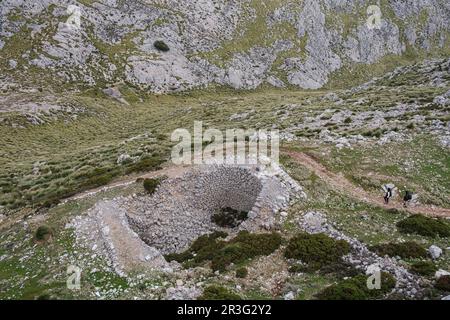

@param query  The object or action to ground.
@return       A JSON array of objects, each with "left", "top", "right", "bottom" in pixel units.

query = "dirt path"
[
  {"left": 2, "top": 152, "right": 449, "bottom": 232},
  {"left": 284, "top": 150, "right": 450, "bottom": 218}
]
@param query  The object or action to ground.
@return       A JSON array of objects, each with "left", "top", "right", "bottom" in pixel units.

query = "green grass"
[
  {"left": 280, "top": 150, "right": 450, "bottom": 274},
  {"left": 0, "top": 181, "right": 164, "bottom": 300},
  {"left": 317, "top": 135, "right": 450, "bottom": 208}
]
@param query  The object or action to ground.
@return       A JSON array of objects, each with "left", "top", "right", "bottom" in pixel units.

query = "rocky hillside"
[{"left": 0, "top": 0, "right": 449, "bottom": 93}]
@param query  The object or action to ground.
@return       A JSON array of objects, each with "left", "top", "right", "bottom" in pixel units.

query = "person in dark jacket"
[
  {"left": 382, "top": 184, "right": 396, "bottom": 205},
  {"left": 384, "top": 187, "right": 393, "bottom": 204},
  {"left": 403, "top": 191, "right": 413, "bottom": 207}
]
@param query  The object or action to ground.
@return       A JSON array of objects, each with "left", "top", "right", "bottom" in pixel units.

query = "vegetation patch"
[
  {"left": 369, "top": 241, "right": 428, "bottom": 259},
  {"left": 409, "top": 261, "right": 438, "bottom": 276},
  {"left": 211, "top": 207, "right": 248, "bottom": 228},
  {"left": 315, "top": 272, "right": 396, "bottom": 300},
  {"left": 396, "top": 214, "right": 450, "bottom": 238},
  {"left": 198, "top": 285, "right": 242, "bottom": 300},
  {"left": 124, "top": 155, "right": 164, "bottom": 174},
  {"left": 164, "top": 231, "right": 227, "bottom": 264},
  {"left": 154, "top": 40, "right": 169, "bottom": 52},
  {"left": 284, "top": 233, "right": 350, "bottom": 272},
  {"left": 318, "top": 260, "right": 362, "bottom": 278},
  {"left": 34, "top": 225, "right": 53, "bottom": 242},
  {"left": 435, "top": 275, "right": 450, "bottom": 291},
  {"left": 165, "top": 231, "right": 282, "bottom": 272},
  {"left": 235, "top": 267, "right": 248, "bottom": 278},
  {"left": 143, "top": 178, "right": 160, "bottom": 194}
]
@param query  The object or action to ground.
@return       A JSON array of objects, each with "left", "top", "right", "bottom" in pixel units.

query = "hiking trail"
[{"left": 284, "top": 150, "right": 450, "bottom": 218}]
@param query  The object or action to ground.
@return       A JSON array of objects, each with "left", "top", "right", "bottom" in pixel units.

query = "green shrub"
[
  {"left": 409, "top": 261, "right": 438, "bottom": 276},
  {"left": 164, "top": 250, "right": 194, "bottom": 263},
  {"left": 396, "top": 214, "right": 450, "bottom": 237},
  {"left": 35, "top": 225, "right": 53, "bottom": 241},
  {"left": 284, "top": 233, "right": 350, "bottom": 271},
  {"left": 143, "top": 178, "right": 160, "bottom": 194},
  {"left": 236, "top": 267, "right": 248, "bottom": 278},
  {"left": 435, "top": 275, "right": 450, "bottom": 291},
  {"left": 164, "top": 231, "right": 226, "bottom": 263},
  {"left": 165, "top": 231, "right": 281, "bottom": 272},
  {"left": 316, "top": 272, "right": 396, "bottom": 300},
  {"left": 344, "top": 117, "right": 352, "bottom": 124},
  {"left": 198, "top": 285, "right": 241, "bottom": 300},
  {"left": 318, "top": 260, "right": 362, "bottom": 278},
  {"left": 316, "top": 278, "right": 367, "bottom": 300},
  {"left": 211, "top": 207, "right": 248, "bottom": 228},
  {"left": 190, "top": 231, "right": 228, "bottom": 252},
  {"left": 369, "top": 241, "right": 427, "bottom": 259},
  {"left": 154, "top": 40, "right": 170, "bottom": 52},
  {"left": 210, "top": 231, "right": 282, "bottom": 271}
]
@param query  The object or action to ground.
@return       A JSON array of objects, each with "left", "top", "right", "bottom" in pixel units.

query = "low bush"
[
  {"left": 316, "top": 272, "right": 396, "bottom": 300},
  {"left": 235, "top": 267, "right": 248, "bottom": 278},
  {"left": 409, "top": 261, "right": 438, "bottom": 276},
  {"left": 198, "top": 285, "right": 241, "bottom": 300},
  {"left": 164, "top": 250, "right": 194, "bottom": 263},
  {"left": 318, "top": 260, "right": 362, "bottom": 277},
  {"left": 284, "top": 233, "right": 350, "bottom": 271},
  {"left": 210, "top": 231, "right": 282, "bottom": 271},
  {"left": 165, "top": 231, "right": 226, "bottom": 263},
  {"left": 154, "top": 40, "right": 170, "bottom": 52},
  {"left": 143, "top": 178, "right": 160, "bottom": 194},
  {"left": 165, "top": 231, "right": 282, "bottom": 272},
  {"left": 396, "top": 214, "right": 450, "bottom": 237},
  {"left": 211, "top": 207, "right": 248, "bottom": 228},
  {"left": 35, "top": 225, "right": 53, "bottom": 241},
  {"left": 190, "top": 231, "right": 228, "bottom": 252},
  {"left": 435, "top": 275, "right": 450, "bottom": 291},
  {"left": 369, "top": 241, "right": 427, "bottom": 259}
]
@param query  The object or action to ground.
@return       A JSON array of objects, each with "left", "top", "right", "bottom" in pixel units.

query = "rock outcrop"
[{"left": 0, "top": 0, "right": 449, "bottom": 93}]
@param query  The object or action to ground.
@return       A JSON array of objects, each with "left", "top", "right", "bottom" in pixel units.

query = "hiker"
[
  {"left": 384, "top": 187, "right": 393, "bottom": 204},
  {"left": 382, "top": 184, "right": 396, "bottom": 205},
  {"left": 403, "top": 191, "right": 413, "bottom": 208}
]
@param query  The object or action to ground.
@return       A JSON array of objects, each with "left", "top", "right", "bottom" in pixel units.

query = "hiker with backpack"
[
  {"left": 382, "top": 184, "right": 396, "bottom": 204},
  {"left": 403, "top": 190, "right": 414, "bottom": 208}
]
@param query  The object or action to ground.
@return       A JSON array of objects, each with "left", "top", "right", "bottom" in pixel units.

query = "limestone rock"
[{"left": 428, "top": 245, "right": 443, "bottom": 260}]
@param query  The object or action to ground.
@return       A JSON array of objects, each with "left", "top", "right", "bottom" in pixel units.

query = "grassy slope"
[{"left": 0, "top": 1, "right": 449, "bottom": 300}]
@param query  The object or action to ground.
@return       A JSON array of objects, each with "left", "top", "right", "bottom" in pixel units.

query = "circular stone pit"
[
  {"left": 68, "top": 161, "right": 306, "bottom": 274},
  {"left": 125, "top": 163, "right": 303, "bottom": 255}
]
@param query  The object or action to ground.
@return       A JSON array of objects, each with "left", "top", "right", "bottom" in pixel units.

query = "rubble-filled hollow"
[{"left": 125, "top": 166, "right": 264, "bottom": 255}]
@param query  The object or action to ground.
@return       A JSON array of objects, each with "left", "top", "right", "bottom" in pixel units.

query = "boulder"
[
  {"left": 435, "top": 269, "right": 450, "bottom": 279},
  {"left": 428, "top": 245, "right": 442, "bottom": 260}
]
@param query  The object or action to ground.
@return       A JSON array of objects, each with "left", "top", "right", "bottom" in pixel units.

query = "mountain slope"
[{"left": 0, "top": 0, "right": 449, "bottom": 93}]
